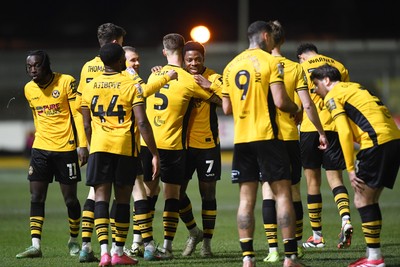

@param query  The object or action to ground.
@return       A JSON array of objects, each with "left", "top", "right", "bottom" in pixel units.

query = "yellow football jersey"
[
  {"left": 123, "top": 66, "right": 172, "bottom": 97},
  {"left": 222, "top": 48, "right": 284, "bottom": 144},
  {"left": 325, "top": 82, "right": 400, "bottom": 171},
  {"left": 144, "top": 64, "right": 215, "bottom": 150},
  {"left": 122, "top": 66, "right": 172, "bottom": 153},
  {"left": 75, "top": 56, "right": 105, "bottom": 148},
  {"left": 81, "top": 72, "right": 144, "bottom": 156},
  {"left": 24, "top": 73, "right": 78, "bottom": 152},
  {"left": 187, "top": 67, "right": 223, "bottom": 149},
  {"left": 274, "top": 56, "right": 308, "bottom": 141},
  {"left": 300, "top": 54, "right": 349, "bottom": 132},
  {"left": 76, "top": 56, "right": 105, "bottom": 107}
]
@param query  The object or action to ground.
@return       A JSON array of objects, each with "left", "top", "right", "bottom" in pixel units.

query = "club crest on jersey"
[
  {"left": 52, "top": 90, "right": 60, "bottom": 98},
  {"left": 277, "top": 62, "right": 284, "bottom": 78},
  {"left": 325, "top": 98, "right": 337, "bottom": 112},
  {"left": 134, "top": 83, "right": 143, "bottom": 94}
]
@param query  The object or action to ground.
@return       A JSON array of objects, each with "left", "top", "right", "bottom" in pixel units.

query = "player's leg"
[
  {"left": 125, "top": 176, "right": 145, "bottom": 258},
  {"left": 59, "top": 182, "right": 81, "bottom": 256},
  {"left": 349, "top": 141, "right": 399, "bottom": 267},
  {"left": 180, "top": 180, "right": 203, "bottom": 256},
  {"left": 198, "top": 146, "right": 220, "bottom": 258},
  {"left": 288, "top": 140, "right": 305, "bottom": 257},
  {"left": 94, "top": 183, "right": 113, "bottom": 266},
  {"left": 79, "top": 187, "right": 98, "bottom": 262},
  {"left": 16, "top": 180, "right": 49, "bottom": 259},
  {"left": 180, "top": 147, "right": 203, "bottom": 256},
  {"left": 112, "top": 183, "right": 138, "bottom": 265},
  {"left": 238, "top": 181, "right": 258, "bottom": 267},
  {"left": 261, "top": 182, "right": 279, "bottom": 262},
  {"left": 54, "top": 150, "right": 82, "bottom": 257},
  {"left": 300, "top": 132, "right": 325, "bottom": 248},
  {"left": 16, "top": 148, "right": 52, "bottom": 259},
  {"left": 323, "top": 131, "right": 353, "bottom": 249},
  {"left": 291, "top": 182, "right": 304, "bottom": 258},
  {"left": 199, "top": 179, "right": 217, "bottom": 257}
]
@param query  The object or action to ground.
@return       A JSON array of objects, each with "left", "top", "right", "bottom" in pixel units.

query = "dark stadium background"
[
  {"left": 1, "top": 0, "right": 398, "bottom": 49},
  {"left": 1, "top": 0, "right": 400, "bottom": 154}
]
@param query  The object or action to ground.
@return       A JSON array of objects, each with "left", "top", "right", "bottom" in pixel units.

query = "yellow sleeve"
[
  {"left": 334, "top": 114, "right": 355, "bottom": 171},
  {"left": 208, "top": 74, "right": 223, "bottom": 98},
  {"left": 69, "top": 98, "right": 88, "bottom": 148},
  {"left": 67, "top": 78, "right": 87, "bottom": 148},
  {"left": 142, "top": 74, "right": 171, "bottom": 97}
]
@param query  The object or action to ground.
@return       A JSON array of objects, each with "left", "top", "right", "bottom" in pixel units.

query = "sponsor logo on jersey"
[
  {"left": 36, "top": 103, "right": 61, "bottom": 116},
  {"left": 153, "top": 116, "right": 165, "bottom": 127}
]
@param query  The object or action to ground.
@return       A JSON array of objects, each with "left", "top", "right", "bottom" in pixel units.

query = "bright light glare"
[{"left": 190, "top": 26, "right": 211, "bottom": 43}]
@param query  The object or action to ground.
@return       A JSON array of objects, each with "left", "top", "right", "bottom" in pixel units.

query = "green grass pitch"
[{"left": 1, "top": 155, "right": 399, "bottom": 266}]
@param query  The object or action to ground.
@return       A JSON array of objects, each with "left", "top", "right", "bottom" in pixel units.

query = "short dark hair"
[
  {"left": 99, "top": 43, "right": 124, "bottom": 66},
  {"left": 183, "top": 41, "right": 205, "bottom": 57},
  {"left": 163, "top": 33, "right": 185, "bottom": 51},
  {"left": 310, "top": 64, "right": 341, "bottom": 82},
  {"left": 247, "top": 20, "right": 273, "bottom": 47},
  {"left": 27, "top": 50, "right": 51, "bottom": 72},
  {"left": 97, "top": 23, "right": 126, "bottom": 47},
  {"left": 296, "top": 43, "right": 318, "bottom": 57}
]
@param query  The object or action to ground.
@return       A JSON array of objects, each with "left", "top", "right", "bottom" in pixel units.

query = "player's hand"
[
  {"left": 167, "top": 69, "right": 178, "bottom": 81},
  {"left": 151, "top": 65, "right": 162, "bottom": 73},
  {"left": 151, "top": 155, "right": 160, "bottom": 180},
  {"left": 318, "top": 134, "right": 329, "bottom": 150},
  {"left": 193, "top": 74, "right": 211, "bottom": 89},
  {"left": 78, "top": 147, "right": 89, "bottom": 167},
  {"left": 348, "top": 171, "right": 365, "bottom": 193}
]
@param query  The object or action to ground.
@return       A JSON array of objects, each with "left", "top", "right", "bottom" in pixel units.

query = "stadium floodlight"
[{"left": 190, "top": 25, "right": 211, "bottom": 44}]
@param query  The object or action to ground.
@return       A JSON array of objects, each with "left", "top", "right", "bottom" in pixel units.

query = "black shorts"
[
  {"left": 284, "top": 140, "right": 302, "bottom": 185},
  {"left": 231, "top": 140, "right": 291, "bottom": 184},
  {"left": 137, "top": 158, "right": 144, "bottom": 176},
  {"left": 185, "top": 145, "right": 221, "bottom": 182},
  {"left": 28, "top": 148, "right": 81, "bottom": 185},
  {"left": 86, "top": 152, "right": 138, "bottom": 187},
  {"left": 300, "top": 131, "right": 345, "bottom": 170},
  {"left": 141, "top": 146, "right": 185, "bottom": 185},
  {"left": 356, "top": 139, "right": 400, "bottom": 189}
]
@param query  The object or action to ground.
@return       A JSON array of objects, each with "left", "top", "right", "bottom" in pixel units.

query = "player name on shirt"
[
  {"left": 307, "top": 57, "right": 335, "bottom": 65},
  {"left": 88, "top": 65, "right": 105, "bottom": 72},
  {"left": 93, "top": 81, "right": 122, "bottom": 89}
]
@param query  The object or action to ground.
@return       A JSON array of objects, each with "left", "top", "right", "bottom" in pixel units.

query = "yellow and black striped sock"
[
  {"left": 163, "top": 198, "right": 179, "bottom": 242},
  {"left": 94, "top": 201, "right": 110, "bottom": 245},
  {"left": 179, "top": 195, "right": 197, "bottom": 230},
  {"left": 202, "top": 199, "right": 217, "bottom": 239},
  {"left": 262, "top": 199, "right": 278, "bottom": 248},
  {"left": 82, "top": 199, "right": 95, "bottom": 243},
  {"left": 359, "top": 203, "right": 382, "bottom": 248},
  {"left": 30, "top": 202, "right": 45, "bottom": 239}
]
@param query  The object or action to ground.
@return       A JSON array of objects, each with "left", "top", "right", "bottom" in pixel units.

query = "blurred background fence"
[{"left": 1, "top": 39, "right": 400, "bottom": 153}]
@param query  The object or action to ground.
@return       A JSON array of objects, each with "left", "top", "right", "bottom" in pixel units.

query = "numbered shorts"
[
  {"left": 185, "top": 145, "right": 221, "bottom": 182},
  {"left": 28, "top": 148, "right": 81, "bottom": 185}
]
